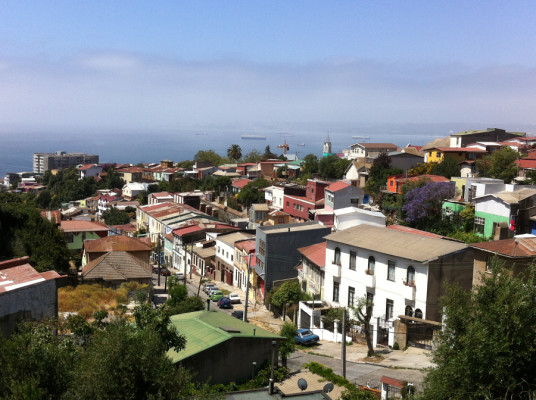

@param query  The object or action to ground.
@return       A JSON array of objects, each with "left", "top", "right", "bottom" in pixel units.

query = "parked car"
[
  {"left": 294, "top": 329, "right": 320, "bottom": 345},
  {"left": 231, "top": 310, "right": 247, "bottom": 321},
  {"left": 210, "top": 290, "right": 224, "bottom": 302},
  {"left": 174, "top": 272, "right": 185, "bottom": 280},
  {"left": 207, "top": 286, "right": 221, "bottom": 296},
  {"left": 203, "top": 283, "right": 216, "bottom": 294},
  {"left": 152, "top": 266, "right": 171, "bottom": 276},
  {"left": 218, "top": 297, "right": 232, "bottom": 309},
  {"left": 228, "top": 293, "right": 241, "bottom": 304}
]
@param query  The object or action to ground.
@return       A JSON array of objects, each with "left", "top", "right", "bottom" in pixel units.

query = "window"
[
  {"left": 348, "top": 287, "right": 355, "bottom": 307},
  {"left": 406, "top": 266, "right": 415, "bottom": 286},
  {"left": 349, "top": 251, "right": 357, "bottom": 270},
  {"left": 405, "top": 305, "right": 413, "bottom": 317},
  {"left": 475, "top": 216, "right": 485, "bottom": 234},
  {"left": 350, "top": 198, "right": 359, "bottom": 204},
  {"left": 259, "top": 239, "right": 266, "bottom": 256},
  {"left": 334, "top": 247, "right": 341, "bottom": 265},
  {"left": 414, "top": 308, "right": 423, "bottom": 319},
  {"left": 286, "top": 201, "right": 289, "bottom": 207},
  {"left": 387, "top": 260, "right": 396, "bottom": 281},
  {"left": 65, "top": 233, "right": 74, "bottom": 243},
  {"left": 367, "top": 256, "right": 375, "bottom": 274},
  {"left": 386, "top": 299, "right": 394, "bottom": 319},
  {"left": 333, "top": 282, "right": 340, "bottom": 302}
]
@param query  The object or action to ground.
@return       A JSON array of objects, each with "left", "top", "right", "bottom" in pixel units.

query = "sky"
[{"left": 1, "top": 1, "right": 536, "bottom": 134}]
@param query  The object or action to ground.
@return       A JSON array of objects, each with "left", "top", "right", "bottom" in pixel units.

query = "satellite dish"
[
  {"left": 297, "top": 378, "right": 308, "bottom": 391},
  {"left": 323, "top": 383, "right": 334, "bottom": 393}
]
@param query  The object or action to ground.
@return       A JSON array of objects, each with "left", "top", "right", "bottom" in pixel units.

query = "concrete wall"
[
  {"left": 0, "top": 280, "right": 58, "bottom": 337},
  {"left": 426, "top": 249, "right": 474, "bottom": 322}
]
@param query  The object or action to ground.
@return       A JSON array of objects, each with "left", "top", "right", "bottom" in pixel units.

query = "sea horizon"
[{"left": 2, "top": 122, "right": 535, "bottom": 179}]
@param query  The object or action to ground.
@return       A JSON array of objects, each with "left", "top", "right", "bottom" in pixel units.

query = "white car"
[{"left": 229, "top": 293, "right": 241, "bottom": 304}]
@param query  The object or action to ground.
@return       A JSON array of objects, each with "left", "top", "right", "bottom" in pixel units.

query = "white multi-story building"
[{"left": 323, "top": 224, "right": 473, "bottom": 347}]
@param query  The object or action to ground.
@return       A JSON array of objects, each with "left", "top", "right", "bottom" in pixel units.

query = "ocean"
[{"left": 1, "top": 122, "right": 534, "bottom": 178}]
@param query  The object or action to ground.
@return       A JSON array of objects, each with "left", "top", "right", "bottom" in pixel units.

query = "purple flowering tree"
[{"left": 402, "top": 182, "right": 455, "bottom": 227}]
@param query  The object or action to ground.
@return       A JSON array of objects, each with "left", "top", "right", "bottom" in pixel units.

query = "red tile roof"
[
  {"left": 358, "top": 142, "right": 398, "bottom": 149},
  {"left": 172, "top": 225, "right": 203, "bottom": 237},
  {"left": 471, "top": 237, "right": 536, "bottom": 258},
  {"left": 325, "top": 181, "right": 350, "bottom": 193},
  {"left": 297, "top": 242, "right": 326, "bottom": 267},
  {"left": 83, "top": 235, "right": 152, "bottom": 253},
  {"left": 60, "top": 220, "right": 109, "bottom": 233},
  {"left": 516, "top": 159, "right": 536, "bottom": 169},
  {"left": 232, "top": 178, "right": 252, "bottom": 188},
  {"left": 235, "top": 239, "right": 256, "bottom": 252},
  {"left": 381, "top": 376, "right": 404, "bottom": 389},
  {"left": 78, "top": 164, "right": 99, "bottom": 171}
]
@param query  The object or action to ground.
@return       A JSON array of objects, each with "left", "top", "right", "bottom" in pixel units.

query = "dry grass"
[{"left": 58, "top": 282, "right": 147, "bottom": 319}]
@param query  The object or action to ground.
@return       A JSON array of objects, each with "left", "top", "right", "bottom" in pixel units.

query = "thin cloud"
[{"left": 0, "top": 52, "right": 535, "bottom": 132}]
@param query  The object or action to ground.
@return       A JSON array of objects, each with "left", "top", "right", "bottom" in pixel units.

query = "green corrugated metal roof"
[{"left": 167, "top": 310, "right": 282, "bottom": 363}]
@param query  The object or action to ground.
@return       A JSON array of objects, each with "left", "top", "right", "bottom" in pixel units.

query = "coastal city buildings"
[{"left": 33, "top": 151, "right": 99, "bottom": 173}]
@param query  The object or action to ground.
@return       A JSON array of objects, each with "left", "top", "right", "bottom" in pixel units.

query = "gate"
[{"left": 407, "top": 324, "right": 435, "bottom": 350}]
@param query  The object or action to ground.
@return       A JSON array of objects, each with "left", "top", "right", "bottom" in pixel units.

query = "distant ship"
[
  {"left": 241, "top": 135, "right": 266, "bottom": 140},
  {"left": 297, "top": 143, "right": 305, "bottom": 146},
  {"left": 195, "top": 133, "right": 208, "bottom": 136},
  {"left": 352, "top": 135, "right": 371, "bottom": 140}
]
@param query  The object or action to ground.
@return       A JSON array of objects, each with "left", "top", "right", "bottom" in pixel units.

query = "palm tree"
[{"left": 227, "top": 144, "right": 242, "bottom": 162}]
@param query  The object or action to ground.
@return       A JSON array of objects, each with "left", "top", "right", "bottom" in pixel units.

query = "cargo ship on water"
[{"left": 241, "top": 134, "right": 266, "bottom": 140}]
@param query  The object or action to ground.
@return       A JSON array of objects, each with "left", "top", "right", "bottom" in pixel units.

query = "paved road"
[{"left": 287, "top": 350, "right": 426, "bottom": 390}]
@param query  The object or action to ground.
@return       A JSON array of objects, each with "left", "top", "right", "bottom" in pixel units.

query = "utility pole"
[
  {"left": 244, "top": 253, "right": 253, "bottom": 322},
  {"left": 157, "top": 235, "right": 162, "bottom": 287},
  {"left": 341, "top": 308, "right": 347, "bottom": 379},
  {"left": 189, "top": 242, "right": 194, "bottom": 280}
]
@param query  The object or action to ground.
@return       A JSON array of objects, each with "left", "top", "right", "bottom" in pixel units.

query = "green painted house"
[
  {"left": 60, "top": 220, "right": 109, "bottom": 250},
  {"left": 168, "top": 310, "right": 283, "bottom": 384}
]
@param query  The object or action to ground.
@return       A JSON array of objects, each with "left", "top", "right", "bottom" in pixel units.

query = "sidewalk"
[{"left": 186, "top": 273, "right": 433, "bottom": 370}]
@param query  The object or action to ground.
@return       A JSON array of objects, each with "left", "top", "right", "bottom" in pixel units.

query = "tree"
[
  {"left": 429, "top": 157, "right": 461, "bottom": 179},
  {"left": 262, "top": 145, "right": 278, "bottom": 160},
  {"left": 194, "top": 149, "right": 224, "bottom": 166},
  {"left": 422, "top": 262, "right": 536, "bottom": 399},
  {"left": 237, "top": 178, "right": 270, "bottom": 207},
  {"left": 68, "top": 319, "right": 190, "bottom": 400},
  {"left": 402, "top": 181, "right": 455, "bottom": 229},
  {"left": 101, "top": 207, "right": 131, "bottom": 225},
  {"left": 365, "top": 153, "right": 403, "bottom": 195},
  {"left": 318, "top": 155, "right": 351, "bottom": 179},
  {"left": 243, "top": 149, "right": 262, "bottom": 163},
  {"left": 227, "top": 144, "right": 243, "bottom": 162},
  {"left": 302, "top": 153, "right": 319, "bottom": 175},
  {"left": 279, "top": 322, "right": 298, "bottom": 367},
  {"left": 476, "top": 147, "right": 519, "bottom": 183},
  {"left": 352, "top": 297, "right": 374, "bottom": 357}
]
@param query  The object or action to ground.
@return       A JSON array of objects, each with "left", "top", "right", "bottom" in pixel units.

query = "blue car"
[
  {"left": 294, "top": 328, "right": 320, "bottom": 345},
  {"left": 217, "top": 296, "right": 232, "bottom": 309}
]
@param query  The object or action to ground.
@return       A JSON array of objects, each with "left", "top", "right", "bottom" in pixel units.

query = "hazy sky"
[{"left": 1, "top": 1, "right": 535, "bottom": 133}]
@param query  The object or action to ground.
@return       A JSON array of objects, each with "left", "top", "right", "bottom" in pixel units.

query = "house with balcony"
[
  {"left": 255, "top": 222, "right": 331, "bottom": 303},
  {"left": 214, "top": 231, "right": 255, "bottom": 285},
  {"left": 344, "top": 143, "right": 398, "bottom": 160},
  {"left": 248, "top": 203, "right": 270, "bottom": 228},
  {"left": 122, "top": 182, "right": 148, "bottom": 201},
  {"left": 425, "top": 147, "right": 486, "bottom": 164},
  {"left": 148, "top": 191, "right": 174, "bottom": 205},
  {"left": 323, "top": 224, "right": 473, "bottom": 349},
  {"left": 78, "top": 164, "right": 103, "bottom": 179},
  {"left": 385, "top": 174, "right": 451, "bottom": 195},
  {"left": 297, "top": 241, "right": 326, "bottom": 299},
  {"left": 234, "top": 238, "right": 256, "bottom": 293},
  {"left": 344, "top": 159, "right": 372, "bottom": 188}
]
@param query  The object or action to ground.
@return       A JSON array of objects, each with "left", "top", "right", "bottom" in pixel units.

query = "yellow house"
[{"left": 426, "top": 147, "right": 486, "bottom": 164}]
